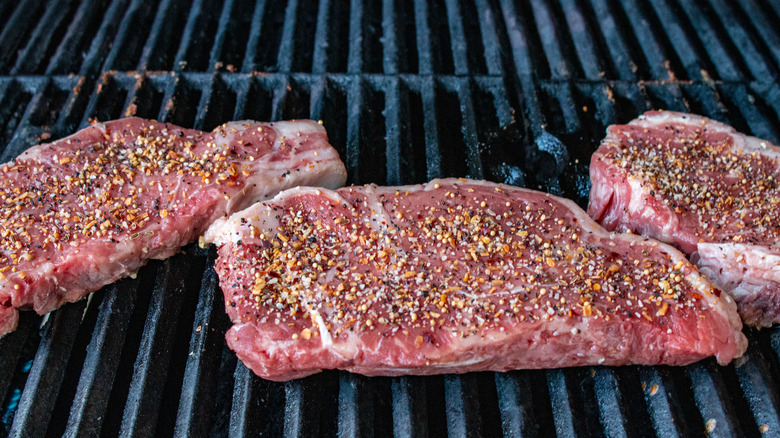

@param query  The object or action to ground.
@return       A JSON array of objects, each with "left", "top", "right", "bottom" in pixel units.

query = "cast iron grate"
[{"left": 0, "top": 0, "right": 780, "bottom": 436}]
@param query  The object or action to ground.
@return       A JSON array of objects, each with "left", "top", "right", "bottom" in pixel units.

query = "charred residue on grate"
[
  {"left": 173, "top": 248, "right": 233, "bottom": 437},
  {"left": 179, "top": 0, "right": 230, "bottom": 72},
  {"left": 311, "top": 77, "right": 348, "bottom": 160},
  {"left": 0, "top": 0, "right": 780, "bottom": 437},
  {"left": 1, "top": 0, "right": 778, "bottom": 81},
  {"left": 137, "top": 0, "right": 191, "bottom": 72},
  {"left": 0, "top": 73, "right": 777, "bottom": 437},
  {"left": 276, "top": 76, "right": 312, "bottom": 121},
  {"left": 0, "top": 314, "right": 40, "bottom": 436},
  {"left": 716, "top": 82, "right": 780, "bottom": 145},
  {"left": 43, "top": 287, "right": 112, "bottom": 437},
  {"left": 0, "top": 0, "right": 48, "bottom": 75},
  {"left": 390, "top": 0, "right": 419, "bottom": 74},
  {"left": 212, "top": 0, "right": 256, "bottom": 73},
  {"left": 248, "top": 2, "right": 289, "bottom": 73},
  {"left": 124, "top": 75, "right": 167, "bottom": 121},
  {"left": 0, "top": 81, "right": 34, "bottom": 153},
  {"left": 198, "top": 76, "right": 239, "bottom": 131},
  {"left": 131, "top": 251, "right": 210, "bottom": 437},
  {"left": 90, "top": 74, "right": 130, "bottom": 123},
  {"left": 161, "top": 75, "right": 203, "bottom": 128},
  {"left": 103, "top": 0, "right": 169, "bottom": 72},
  {"left": 432, "top": 80, "right": 469, "bottom": 178},
  {"left": 353, "top": 80, "right": 388, "bottom": 185},
  {"left": 394, "top": 79, "right": 429, "bottom": 185},
  {"left": 7, "top": 0, "right": 81, "bottom": 76}
]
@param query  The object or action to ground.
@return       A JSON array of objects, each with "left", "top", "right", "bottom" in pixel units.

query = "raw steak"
[
  {"left": 0, "top": 118, "right": 346, "bottom": 336},
  {"left": 589, "top": 111, "right": 780, "bottom": 327},
  {"left": 206, "top": 178, "right": 746, "bottom": 381}
]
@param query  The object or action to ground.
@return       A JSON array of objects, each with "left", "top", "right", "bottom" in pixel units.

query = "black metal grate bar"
[
  {"left": 412, "top": 0, "right": 434, "bottom": 75},
  {"left": 117, "top": 260, "right": 188, "bottom": 436},
  {"left": 618, "top": 0, "right": 676, "bottom": 81},
  {"left": 0, "top": 316, "right": 36, "bottom": 423},
  {"left": 7, "top": 0, "right": 74, "bottom": 76},
  {"left": 678, "top": 0, "right": 750, "bottom": 81},
  {"left": 0, "top": 0, "right": 46, "bottom": 75},
  {"left": 206, "top": 0, "right": 237, "bottom": 73},
  {"left": 444, "top": 0, "right": 470, "bottom": 76},
  {"left": 736, "top": 0, "right": 780, "bottom": 71},
  {"left": 380, "top": 0, "right": 399, "bottom": 75},
  {"left": 419, "top": 77, "right": 442, "bottom": 180},
  {"left": 240, "top": 0, "right": 269, "bottom": 74},
  {"left": 227, "top": 363, "right": 254, "bottom": 438},
  {"left": 98, "top": 0, "right": 151, "bottom": 74},
  {"left": 646, "top": 0, "right": 716, "bottom": 81},
  {"left": 494, "top": 372, "right": 535, "bottom": 437},
  {"left": 2, "top": 72, "right": 780, "bottom": 437},
  {"left": 473, "top": 0, "right": 504, "bottom": 76},
  {"left": 275, "top": 0, "right": 302, "bottom": 74},
  {"left": 557, "top": 0, "right": 605, "bottom": 81},
  {"left": 75, "top": 0, "right": 134, "bottom": 78},
  {"left": 687, "top": 363, "right": 742, "bottom": 436},
  {"left": 9, "top": 301, "right": 87, "bottom": 438},
  {"left": 592, "top": 369, "right": 629, "bottom": 437},
  {"left": 346, "top": 0, "right": 365, "bottom": 74},
  {"left": 383, "top": 77, "right": 403, "bottom": 185},
  {"left": 391, "top": 377, "right": 429, "bottom": 437},
  {"left": 344, "top": 78, "right": 364, "bottom": 182},
  {"left": 173, "top": 250, "right": 228, "bottom": 437},
  {"left": 2, "top": 0, "right": 780, "bottom": 80},
  {"left": 2, "top": 0, "right": 780, "bottom": 436},
  {"left": 733, "top": 349, "right": 780, "bottom": 435},
  {"left": 43, "top": 0, "right": 107, "bottom": 76},
  {"left": 171, "top": 0, "right": 207, "bottom": 72},
  {"left": 547, "top": 370, "right": 577, "bottom": 436},
  {"left": 63, "top": 281, "right": 139, "bottom": 437},
  {"left": 311, "top": 0, "right": 333, "bottom": 74},
  {"left": 528, "top": 0, "right": 573, "bottom": 79},
  {"left": 135, "top": 0, "right": 178, "bottom": 71},
  {"left": 705, "top": 0, "right": 777, "bottom": 80},
  {"left": 586, "top": 0, "right": 639, "bottom": 81},
  {"left": 637, "top": 367, "right": 683, "bottom": 438}
]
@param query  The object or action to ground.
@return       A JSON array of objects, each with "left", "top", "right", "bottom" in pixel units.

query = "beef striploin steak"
[
  {"left": 589, "top": 111, "right": 780, "bottom": 327},
  {"left": 206, "top": 178, "right": 745, "bottom": 381},
  {"left": 0, "top": 118, "right": 346, "bottom": 336}
]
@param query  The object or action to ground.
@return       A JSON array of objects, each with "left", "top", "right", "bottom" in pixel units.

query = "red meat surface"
[
  {"left": 208, "top": 178, "right": 746, "bottom": 381},
  {"left": 589, "top": 111, "right": 780, "bottom": 327},
  {"left": 0, "top": 118, "right": 346, "bottom": 336}
]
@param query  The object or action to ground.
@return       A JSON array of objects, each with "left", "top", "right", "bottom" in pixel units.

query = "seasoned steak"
[
  {"left": 589, "top": 111, "right": 780, "bottom": 327},
  {"left": 207, "top": 179, "right": 745, "bottom": 381},
  {"left": 0, "top": 118, "right": 346, "bottom": 336}
]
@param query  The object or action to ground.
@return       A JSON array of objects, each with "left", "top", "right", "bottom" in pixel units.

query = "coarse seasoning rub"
[
  {"left": 589, "top": 111, "right": 780, "bottom": 327},
  {"left": 0, "top": 117, "right": 346, "bottom": 336},
  {"left": 206, "top": 179, "right": 746, "bottom": 381}
]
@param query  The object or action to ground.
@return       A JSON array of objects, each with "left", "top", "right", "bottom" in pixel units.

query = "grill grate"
[{"left": 1, "top": 0, "right": 780, "bottom": 436}]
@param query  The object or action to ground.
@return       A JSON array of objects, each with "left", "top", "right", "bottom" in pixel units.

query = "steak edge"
[
  {"left": 0, "top": 118, "right": 346, "bottom": 336},
  {"left": 207, "top": 178, "right": 746, "bottom": 381},
  {"left": 589, "top": 110, "right": 780, "bottom": 327}
]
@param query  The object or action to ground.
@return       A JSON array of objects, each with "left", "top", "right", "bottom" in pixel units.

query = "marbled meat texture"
[
  {"left": 207, "top": 179, "right": 746, "bottom": 381},
  {"left": 589, "top": 111, "right": 780, "bottom": 327},
  {"left": 0, "top": 118, "right": 346, "bottom": 336}
]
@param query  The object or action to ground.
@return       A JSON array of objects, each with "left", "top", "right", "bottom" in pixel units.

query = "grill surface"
[{"left": 1, "top": 0, "right": 780, "bottom": 436}]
